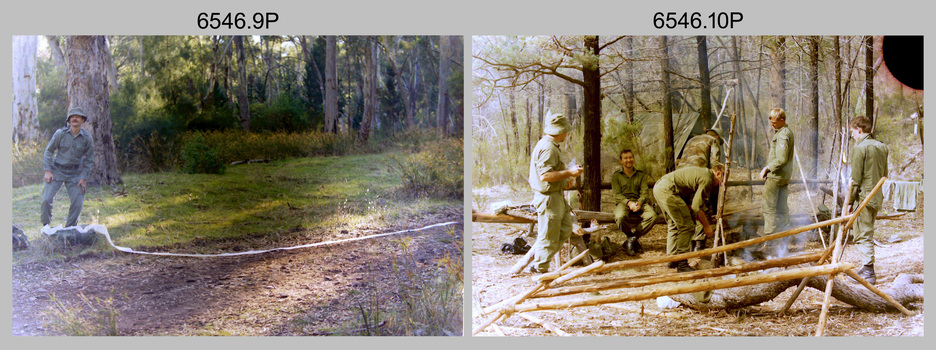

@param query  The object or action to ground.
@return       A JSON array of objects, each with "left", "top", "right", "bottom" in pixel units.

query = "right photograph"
[{"left": 470, "top": 35, "right": 923, "bottom": 336}]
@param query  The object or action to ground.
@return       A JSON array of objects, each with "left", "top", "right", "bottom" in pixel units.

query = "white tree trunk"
[{"left": 12, "top": 35, "right": 39, "bottom": 143}]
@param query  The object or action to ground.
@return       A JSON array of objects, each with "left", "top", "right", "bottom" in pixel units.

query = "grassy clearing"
[{"left": 12, "top": 150, "right": 458, "bottom": 259}]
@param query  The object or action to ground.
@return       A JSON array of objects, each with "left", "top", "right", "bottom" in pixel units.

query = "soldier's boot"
[
  {"left": 630, "top": 237, "right": 644, "bottom": 254},
  {"left": 691, "top": 239, "right": 706, "bottom": 252},
  {"left": 622, "top": 236, "right": 643, "bottom": 256},
  {"left": 855, "top": 264, "right": 876, "bottom": 284},
  {"left": 672, "top": 259, "right": 694, "bottom": 273}
]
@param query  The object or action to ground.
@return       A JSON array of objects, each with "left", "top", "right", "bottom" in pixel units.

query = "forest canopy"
[
  {"left": 472, "top": 35, "right": 923, "bottom": 211},
  {"left": 13, "top": 35, "right": 463, "bottom": 181}
]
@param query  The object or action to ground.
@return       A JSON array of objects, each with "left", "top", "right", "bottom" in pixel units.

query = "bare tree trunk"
[
  {"left": 299, "top": 36, "right": 326, "bottom": 110},
  {"left": 770, "top": 36, "right": 787, "bottom": 110},
  {"left": 807, "top": 36, "right": 820, "bottom": 178},
  {"left": 832, "top": 36, "right": 843, "bottom": 167},
  {"left": 13, "top": 35, "right": 40, "bottom": 143},
  {"left": 385, "top": 36, "right": 417, "bottom": 131},
  {"left": 66, "top": 36, "right": 121, "bottom": 185},
  {"left": 359, "top": 38, "right": 377, "bottom": 143},
  {"left": 624, "top": 37, "right": 636, "bottom": 124},
  {"left": 865, "top": 35, "right": 875, "bottom": 127},
  {"left": 525, "top": 96, "right": 532, "bottom": 158},
  {"left": 325, "top": 36, "right": 339, "bottom": 134},
  {"left": 660, "top": 36, "right": 675, "bottom": 172},
  {"left": 436, "top": 36, "right": 453, "bottom": 135},
  {"left": 233, "top": 36, "right": 250, "bottom": 131},
  {"left": 509, "top": 90, "right": 518, "bottom": 149},
  {"left": 696, "top": 36, "right": 713, "bottom": 128},
  {"left": 564, "top": 89, "right": 577, "bottom": 126},
  {"left": 581, "top": 35, "right": 603, "bottom": 212}
]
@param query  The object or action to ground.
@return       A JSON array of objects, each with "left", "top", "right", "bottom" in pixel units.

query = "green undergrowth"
[{"left": 11, "top": 150, "right": 460, "bottom": 261}]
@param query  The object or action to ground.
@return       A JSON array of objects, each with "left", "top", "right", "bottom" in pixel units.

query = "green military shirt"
[
  {"left": 43, "top": 126, "right": 94, "bottom": 181},
  {"left": 766, "top": 125, "right": 795, "bottom": 180},
  {"left": 658, "top": 166, "right": 715, "bottom": 213},
  {"left": 850, "top": 134, "right": 888, "bottom": 210},
  {"left": 677, "top": 134, "right": 722, "bottom": 169},
  {"left": 610, "top": 168, "right": 649, "bottom": 207},
  {"left": 529, "top": 135, "right": 567, "bottom": 194}
]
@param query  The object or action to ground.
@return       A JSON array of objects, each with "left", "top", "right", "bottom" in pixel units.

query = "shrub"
[
  {"left": 12, "top": 141, "right": 45, "bottom": 187},
  {"left": 181, "top": 133, "right": 226, "bottom": 174},
  {"left": 387, "top": 136, "right": 464, "bottom": 199},
  {"left": 120, "top": 130, "right": 180, "bottom": 174}
]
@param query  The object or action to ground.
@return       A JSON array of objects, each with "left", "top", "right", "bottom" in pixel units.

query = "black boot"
[
  {"left": 621, "top": 241, "right": 636, "bottom": 256},
  {"left": 630, "top": 237, "right": 643, "bottom": 254},
  {"left": 691, "top": 240, "right": 706, "bottom": 252},
  {"left": 855, "top": 264, "right": 876, "bottom": 284},
  {"left": 673, "top": 259, "right": 694, "bottom": 273}
]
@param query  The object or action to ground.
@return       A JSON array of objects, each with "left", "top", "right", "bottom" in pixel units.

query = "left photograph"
[{"left": 11, "top": 35, "right": 464, "bottom": 336}]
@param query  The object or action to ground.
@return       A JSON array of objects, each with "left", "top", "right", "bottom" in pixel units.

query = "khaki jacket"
[
  {"left": 850, "top": 134, "right": 888, "bottom": 210},
  {"left": 766, "top": 125, "right": 795, "bottom": 180}
]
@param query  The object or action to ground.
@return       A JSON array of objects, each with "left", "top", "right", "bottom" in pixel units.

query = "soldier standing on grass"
[
  {"left": 611, "top": 149, "right": 657, "bottom": 256},
  {"left": 759, "top": 108, "right": 794, "bottom": 254},
  {"left": 676, "top": 127, "right": 723, "bottom": 252},
  {"left": 652, "top": 165, "right": 724, "bottom": 272},
  {"left": 847, "top": 116, "right": 888, "bottom": 284},
  {"left": 40, "top": 108, "right": 94, "bottom": 228},
  {"left": 527, "top": 112, "right": 584, "bottom": 273}
]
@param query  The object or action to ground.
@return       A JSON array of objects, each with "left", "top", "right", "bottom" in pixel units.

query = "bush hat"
[
  {"left": 66, "top": 107, "right": 89, "bottom": 123},
  {"left": 543, "top": 111, "right": 571, "bottom": 135}
]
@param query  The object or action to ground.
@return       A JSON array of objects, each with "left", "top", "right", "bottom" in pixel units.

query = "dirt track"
[{"left": 12, "top": 210, "right": 462, "bottom": 336}]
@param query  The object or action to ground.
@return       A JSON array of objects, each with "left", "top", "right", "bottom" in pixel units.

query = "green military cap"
[
  {"left": 543, "top": 111, "right": 571, "bottom": 135},
  {"left": 65, "top": 107, "right": 89, "bottom": 123}
]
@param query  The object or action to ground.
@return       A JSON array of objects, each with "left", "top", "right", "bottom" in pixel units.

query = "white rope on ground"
[{"left": 41, "top": 221, "right": 460, "bottom": 258}]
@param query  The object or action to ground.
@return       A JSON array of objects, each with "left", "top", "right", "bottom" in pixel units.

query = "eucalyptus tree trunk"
[
  {"left": 358, "top": 38, "right": 377, "bottom": 143},
  {"left": 385, "top": 36, "right": 416, "bottom": 131},
  {"left": 66, "top": 36, "right": 121, "bottom": 185},
  {"left": 436, "top": 36, "right": 454, "bottom": 135},
  {"left": 234, "top": 35, "right": 250, "bottom": 131},
  {"left": 13, "top": 35, "right": 39, "bottom": 143},
  {"left": 324, "top": 35, "right": 339, "bottom": 134}
]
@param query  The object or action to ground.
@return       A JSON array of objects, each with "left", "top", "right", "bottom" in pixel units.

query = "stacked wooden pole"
[{"left": 473, "top": 176, "right": 913, "bottom": 336}]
